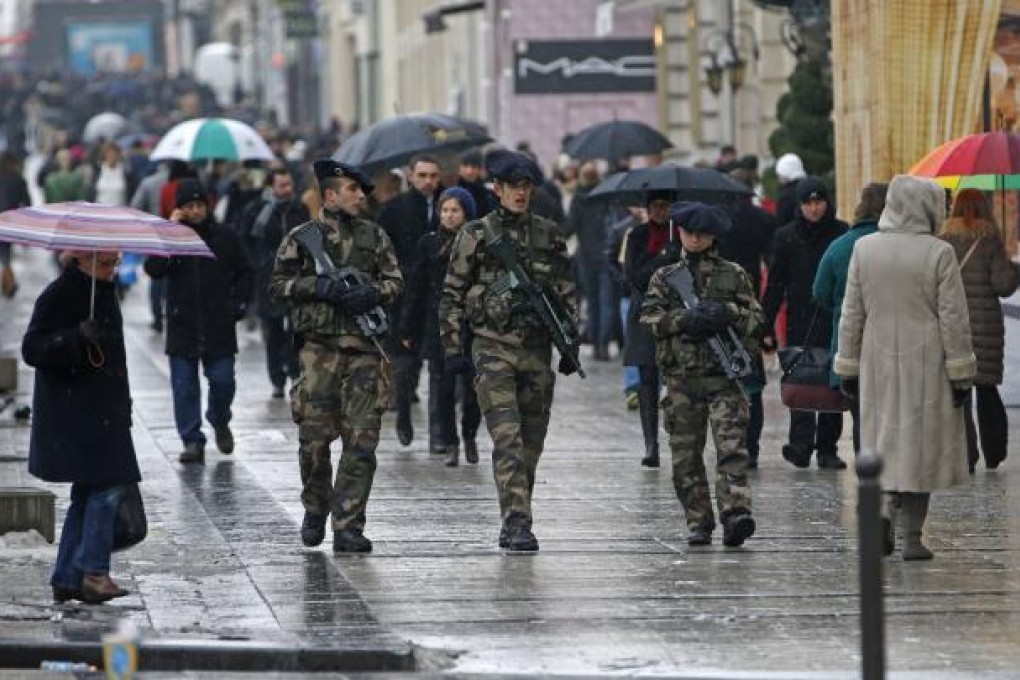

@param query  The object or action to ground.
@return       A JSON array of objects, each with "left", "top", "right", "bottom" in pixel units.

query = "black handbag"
[
  {"left": 777, "top": 310, "right": 850, "bottom": 414},
  {"left": 113, "top": 483, "right": 147, "bottom": 552}
]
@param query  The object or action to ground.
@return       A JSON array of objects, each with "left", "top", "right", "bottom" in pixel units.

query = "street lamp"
[{"left": 701, "top": 24, "right": 759, "bottom": 96}]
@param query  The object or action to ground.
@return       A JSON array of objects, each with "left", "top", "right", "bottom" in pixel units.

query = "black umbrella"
[
  {"left": 563, "top": 120, "right": 673, "bottom": 163},
  {"left": 587, "top": 165, "right": 752, "bottom": 206},
  {"left": 333, "top": 112, "right": 493, "bottom": 175}
]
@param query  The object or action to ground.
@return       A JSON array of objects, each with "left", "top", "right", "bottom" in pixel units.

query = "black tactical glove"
[
  {"left": 683, "top": 304, "right": 724, "bottom": 339},
  {"left": 840, "top": 377, "right": 859, "bottom": 400},
  {"left": 314, "top": 276, "right": 345, "bottom": 305},
  {"left": 339, "top": 284, "right": 380, "bottom": 315},
  {"left": 79, "top": 319, "right": 101, "bottom": 344},
  {"left": 951, "top": 381, "right": 971, "bottom": 408},
  {"left": 697, "top": 301, "right": 729, "bottom": 332},
  {"left": 444, "top": 353, "right": 473, "bottom": 375},
  {"left": 558, "top": 354, "right": 578, "bottom": 376}
]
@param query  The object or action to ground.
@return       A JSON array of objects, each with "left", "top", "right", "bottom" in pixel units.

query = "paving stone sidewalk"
[{"left": 2, "top": 245, "right": 1020, "bottom": 676}]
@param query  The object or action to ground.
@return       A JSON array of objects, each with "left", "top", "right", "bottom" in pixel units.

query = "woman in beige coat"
[
  {"left": 835, "top": 175, "right": 976, "bottom": 561},
  {"left": 938, "top": 189, "right": 1020, "bottom": 472}
]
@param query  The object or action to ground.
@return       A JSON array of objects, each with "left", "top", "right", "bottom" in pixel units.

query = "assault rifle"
[
  {"left": 663, "top": 261, "right": 753, "bottom": 401},
  {"left": 293, "top": 224, "right": 391, "bottom": 362},
  {"left": 486, "top": 233, "right": 585, "bottom": 378}
]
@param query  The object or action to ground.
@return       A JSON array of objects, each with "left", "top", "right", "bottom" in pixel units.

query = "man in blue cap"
[
  {"left": 269, "top": 159, "right": 403, "bottom": 553},
  {"left": 439, "top": 149, "right": 579, "bottom": 552},
  {"left": 640, "top": 202, "right": 763, "bottom": 548}
]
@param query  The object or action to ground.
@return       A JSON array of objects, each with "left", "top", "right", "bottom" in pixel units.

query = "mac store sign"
[{"left": 513, "top": 39, "right": 656, "bottom": 94}]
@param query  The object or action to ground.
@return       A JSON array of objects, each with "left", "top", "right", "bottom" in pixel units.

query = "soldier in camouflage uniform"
[
  {"left": 640, "top": 202, "right": 763, "bottom": 547},
  {"left": 268, "top": 160, "right": 402, "bottom": 553},
  {"left": 439, "top": 150, "right": 578, "bottom": 552}
]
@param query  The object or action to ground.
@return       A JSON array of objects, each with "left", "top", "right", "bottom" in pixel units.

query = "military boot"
[
  {"left": 881, "top": 492, "right": 900, "bottom": 556},
  {"left": 722, "top": 512, "right": 756, "bottom": 547},
  {"left": 300, "top": 512, "right": 327, "bottom": 547},
  {"left": 506, "top": 524, "right": 539, "bottom": 552},
  {"left": 334, "top": 528, "right": 373, "bottom": 553},
  {"left": 687, "top": 526, "right": 712, "bottom": 546},
  {"left": 498, "top": 523, "right": 509, "bottom": 548},
  {"left": 637, "top": 383, "right": 660, "bottom": 468},
  {"left": 901, "top": 493, "right": 933, "bottom": 561}
]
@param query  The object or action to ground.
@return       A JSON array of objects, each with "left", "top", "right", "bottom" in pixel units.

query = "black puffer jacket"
[
  {"left": 623, "top": 220, "right": 674, "bottom": 367},
  {"left": 239, "top": 194, "right": 311, "bottom": 318},
  {"left": 144, "top": 216, "right": 253, "bottom": 358}
]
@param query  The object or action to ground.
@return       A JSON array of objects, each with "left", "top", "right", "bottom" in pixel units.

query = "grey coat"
[
  {"left": 835, "top": 176, "right": 976, "bottom": 493},
  {"left": 938, "top": 218, "right": 1020, "bottom": 385}
]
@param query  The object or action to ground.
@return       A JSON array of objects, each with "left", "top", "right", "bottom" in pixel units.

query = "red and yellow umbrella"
[{"left": 910, "top": 130, "right": 1020, "bottom": 190}]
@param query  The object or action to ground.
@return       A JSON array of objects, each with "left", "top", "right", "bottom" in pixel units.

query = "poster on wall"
[{"left": 66, "top": 21, "right": 154, "bottom": 75}]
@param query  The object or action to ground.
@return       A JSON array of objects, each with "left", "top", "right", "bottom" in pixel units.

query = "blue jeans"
[
  {"left": 52, "top": 483, "right": 125, "bottom": 589},
  {"left": 619, "top": 297, "right": 639, "bottom": 393},
  {"left": 169, "top": 354, "right": 236, "bottom": 446},
  {"left": 580, "top": 261, "right": 615, "bottom": 349}
]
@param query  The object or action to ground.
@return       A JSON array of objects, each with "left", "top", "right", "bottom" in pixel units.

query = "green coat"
[{"left": 812, "top": 219, "right": 878, "bottom": 387}]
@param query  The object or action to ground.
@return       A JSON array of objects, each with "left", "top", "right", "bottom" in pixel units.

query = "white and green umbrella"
[{"left": 150, "top": 117, "right": 274, "bottom": 162}]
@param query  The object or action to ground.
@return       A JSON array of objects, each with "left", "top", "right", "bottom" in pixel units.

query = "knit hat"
[
  {"left": 775, "top": 153, "right": 807, "bottom": 183},
  {"left": 438, "top": 186, "right": 477, "bottom": 220},
  {"left": 174, "top": 178, "right": 208, "bottom": 208},
  {"left": 795, "top": 176, "right": 830, "bottom": 203}
]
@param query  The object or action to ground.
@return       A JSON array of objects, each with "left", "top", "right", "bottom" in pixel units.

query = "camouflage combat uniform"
[
  {"left": 640, "top": 248, "right": 763, "bottom": 534},
  {"left": 268, "top": 210, "right": 402, "bottom": 532},
  {"left": 439, "top": 207, "right": 576, "bottom": 535}
]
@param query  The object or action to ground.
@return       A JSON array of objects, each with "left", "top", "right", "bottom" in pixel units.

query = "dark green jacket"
[{"left": 812, "top": 219, "right": 878, "bottom": 386}]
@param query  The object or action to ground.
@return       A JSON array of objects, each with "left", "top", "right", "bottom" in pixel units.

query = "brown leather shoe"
[{"left": 80, "top": 573, "right": 128, "bottom": 603}]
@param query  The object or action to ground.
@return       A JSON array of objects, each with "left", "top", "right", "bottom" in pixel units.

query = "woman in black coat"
[
  {"left": 23, "top": 252, "right": 141, "bottom": 604},
  {"left": 623, "top": 192, "right": 676, "bottom": 468},
  {"left": 400, "top": 187, "right": 481, "bottom": 467}
]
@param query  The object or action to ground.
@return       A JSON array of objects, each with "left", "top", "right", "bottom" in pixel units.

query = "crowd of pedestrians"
[{"left": 3, "top": 77, "right": 1019, "bottom": 597}]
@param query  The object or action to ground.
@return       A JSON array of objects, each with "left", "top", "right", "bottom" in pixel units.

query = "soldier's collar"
[{"left": 319, "top": 208, "right": 355, "bottom": 230}]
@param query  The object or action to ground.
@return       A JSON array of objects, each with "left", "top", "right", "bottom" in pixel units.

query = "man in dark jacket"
[
  {"left": 762, "top": 177, "right": 848, "bottom": 470},
  {"left": 240, "top": 167, "right": 311, "bottom": 398},
  {"left": 566, "top": 161, "right": 615, "bottom": 360},
  {"left": 144, "top": 179, "right": 253, "bottom": 463},
  {"left": 376, "top": 153, "right": 442, "bottom": 446},
  {"left": 457, "top": 149, "right": 494, "bottom": 218},
  {"left": 0, "top": 151, "right": 30, "bottom": 298}
]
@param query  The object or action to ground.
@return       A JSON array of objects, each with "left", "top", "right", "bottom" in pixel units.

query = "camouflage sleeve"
[
  {"left": 640, "top": 268, "right": 687, "bottom": 339},
  {"left": 374, "top": 228, "right": 403, "bottom": 305},
  {"left": 268, "top": 231, "right": 318, "bottom": 303},
  {"left": 438, "top": 227, "right": 479, "bottom": 355},
  {"left": 725, "top": 266, "right": 765, "bottom": 339}
]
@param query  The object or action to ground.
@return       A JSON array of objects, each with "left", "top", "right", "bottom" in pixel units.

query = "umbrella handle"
[{"left": 90, "top": 252, "right": 96, "bottom": 320}]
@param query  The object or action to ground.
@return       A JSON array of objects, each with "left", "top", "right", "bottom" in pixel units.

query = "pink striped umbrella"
[
  {"left": 0, "top": 202, "right": 214, "bottom": 318},
  {"left": 0, "top": 202, "right": 214, "bottom": 257}
]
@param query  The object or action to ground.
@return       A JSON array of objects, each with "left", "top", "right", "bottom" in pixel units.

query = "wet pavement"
[{"left": 2, "top": 244, "right": 1020, "bottom": 676}]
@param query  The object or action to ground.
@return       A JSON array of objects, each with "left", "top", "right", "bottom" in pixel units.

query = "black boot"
[
  {"left": 722, "top": 512, "right": 756, "bottom": 547},
  {"left": 334, "top": 528, "right": 373, "bottom": 553},
  {"left": 300, "top": 512, "right": 327, "bottom": 547},
  {"left": 781, "top": 444, "right": 812, "bottom": 468},
  {"left": 637, "top": 383, "right": 660, "bottom": 468}
]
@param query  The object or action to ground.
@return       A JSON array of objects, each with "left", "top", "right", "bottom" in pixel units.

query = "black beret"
[
  {"left": 174, "top": 178, "right": 207, "bottom": 209},
  {"left": 796, "top": 176, "right": 829, "bottom": 203},
  {"left": 485, "top": 149, "right": 543, "bottom": 184},
  {"left": 314, "top": 159, "right": 374, "bottom": 194},
  {"left": 669, "top": 201, "right": 731, "bottom": 236}
]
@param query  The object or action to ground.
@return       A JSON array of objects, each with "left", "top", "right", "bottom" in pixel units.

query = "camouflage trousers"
[
  {"left": 290, "top": 342, "right": 386, "bottom": 532},
  {"left": 662, "top": 372, "right": 752, "bottom": 531},
  {"left": 472, "top": 337, "right": 555, "bottom": 527}
]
